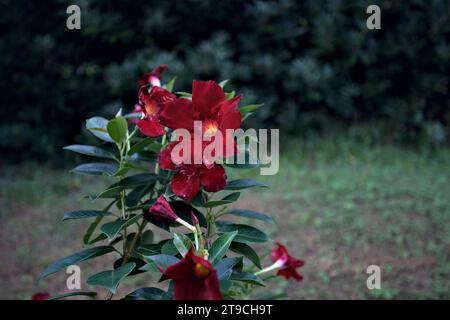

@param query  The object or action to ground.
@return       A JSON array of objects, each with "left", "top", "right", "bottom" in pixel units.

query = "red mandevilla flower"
[
  {"left": 271, "top": 242, "right": 304, "bottom": 282},
  {"left": 32, "top": 293, "right": 51, "bottom": 300},
  {"left": 159, "top": 80, "right": 242, "bottom": 160},
  {"left": 138, "top": 64, "right": 168, "bottom": 89},
  {"left": 158, "top": 141, "right": 227, "bottom": 201},
  {"left": 163, "top": 247, "right": 223, "bottom": 300},
  {"left": 148, "top": 195, "right": 179, "bottom": 222}
]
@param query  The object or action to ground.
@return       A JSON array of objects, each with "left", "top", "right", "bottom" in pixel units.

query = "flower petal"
[
  {"left": 158, "top": 142, "right": 178, "bottom": 171},
  {"left": 200, "top": 165, "right": 227, "bottom": 192},
  {"left": 171, "top": 168, "right": 201, "bottom": 201},
  {"left": 137, "top": 118, "right": 165, "bottom": 137},
  {"left": 218, "top": 96, "right": 242, "bottom": 131},
  {"left": 192, "top": 80, "right": 226, "bottom": 119},
  {"left": 159, "top": 98, "right": 195, "bottom": 131}
]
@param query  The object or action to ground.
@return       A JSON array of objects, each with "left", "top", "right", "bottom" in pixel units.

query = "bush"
[{"left": 1, "top": 0, "right": 449, "bottom": 162}]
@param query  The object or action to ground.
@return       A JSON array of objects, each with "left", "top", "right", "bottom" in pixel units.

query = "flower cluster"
[{"left": 43, "top": 64, "right": 304, "bottom": 301}]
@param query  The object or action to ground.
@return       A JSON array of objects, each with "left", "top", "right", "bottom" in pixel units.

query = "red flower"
[
  {"left": 158, "top": 141, "right": 227, "bottom": 201},
  {"left": 32, "top": 293, "right": 51, "bottom": 300},
  {"left": 148, "top": 195, "right": 179, "bottom": 222},
  {"left": 136, "top": 86, "right": 175, "bottom": 137},
  {"left": 163, "top": 247, "right": 223, "bottom": 300},
  {"left": 138, "top": 64, "right": 168, "bottom": 89},
  {"left": 271, "top": 243, "right": 304, "bottom": 282},
  {"left": 159, "top": 80, "right": 242, "bottom": 160}
]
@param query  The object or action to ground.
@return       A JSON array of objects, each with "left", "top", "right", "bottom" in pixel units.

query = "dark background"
[{"left": 1, "top": 0, "right": 449, "bottom": 162}]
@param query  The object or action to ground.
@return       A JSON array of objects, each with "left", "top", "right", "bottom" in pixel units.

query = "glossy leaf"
[
  {"left": 202, "top": 200, "right": 233, "bottom": 208},
  {"left": 223, "top": 209, "right": 274, "bottom": 224},
  {"left": 216, "top": 257, "right": 241, "bottom": 280},
  {"left": 124, "top": 287, "right": 166, "bottom": 300},
  {"left": 225, "top": 179, "right": 268, "bottom": 191},
  {"left": 221, "top": 192, "right": 241, "bottom": 202},
  {"left": 41, "top": 246, "right": 115, "bottom": 278},
  {"left": 64, "top": 145, "right": 116, "bottom": 160},
  {"left": 109, "top": 173, "right": 158, "bottom": 189},
  {"left": 86, "top": 117, "right": 114, "bottom": 143},
  {"left": 127, "top": 138, "right": 154, "bottom": 156},
  {"left": 101, "top": 214, "right": 142, "bottom": 241},
  {"left": 49, "top": 291, "right": 97, "bottom": 300},
  {"left": 173, "top": 233, "right": 192, "bottom": 256},
  {"left": 229, "top": 242, "right": 261, "bottom": 268},
  {"left": 230, "top": 271, "right": 265, "bottom": 286},
  {"left": 70, "top": 162, "right": 118, "bottom": 176},
  {"left": 208, "top": 231, "right": 238, "bottom": 266},
  {"left": 147, "top": 254, "right": 180, "bottom": 269},
  {"left": 216, "top": 222, "right": 269, "bottom": 243},
  {"left": 87, "top": 262, "right": 136, "bottom": 294},
  {"left": 107, "top": 116, "right": 128, "bottom": 143},
  {"left": 62, "top": 210, "right": 112, "bottom": 221}
]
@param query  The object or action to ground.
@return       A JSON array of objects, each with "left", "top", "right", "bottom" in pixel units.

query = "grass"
[{"left": 1, "top": 137, "right": 449, "bottom": 299}]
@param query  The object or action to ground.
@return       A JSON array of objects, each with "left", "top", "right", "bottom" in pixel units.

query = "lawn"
[{"left": 1, "top": 137, "right": 449, "bottom": 299}]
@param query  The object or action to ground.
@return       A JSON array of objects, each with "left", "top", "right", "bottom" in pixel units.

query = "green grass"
[{"left": 1, "top": 137, "right": 449, "bottom": 299}]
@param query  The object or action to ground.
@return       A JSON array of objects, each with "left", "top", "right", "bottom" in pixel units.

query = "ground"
[{"left": 1, "top": 137, "right": 449, "bottom": 299}]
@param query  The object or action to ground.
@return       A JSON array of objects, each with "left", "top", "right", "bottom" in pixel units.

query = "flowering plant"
[{"left": 41, "top": 65, "right": 304, "bottom": 300}]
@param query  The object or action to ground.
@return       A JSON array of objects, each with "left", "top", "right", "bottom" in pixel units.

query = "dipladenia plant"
[{"left": 41, "top": 65, "right": 304, "bottom": 300}]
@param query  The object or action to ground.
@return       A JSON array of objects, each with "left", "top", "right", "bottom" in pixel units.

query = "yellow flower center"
[
  {"left": 203, "top": 120, "right": 219, "bottom": 137},
  {"left": 144, "top": 100, "right": 159, "bottom": 116},
  {"left": 193, "top": 263, "right": 210, "bottom": 278}
]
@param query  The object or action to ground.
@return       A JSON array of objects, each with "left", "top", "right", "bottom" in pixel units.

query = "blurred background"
[{"left": 0, "top": 0, "right": 449, "bottom": 299}]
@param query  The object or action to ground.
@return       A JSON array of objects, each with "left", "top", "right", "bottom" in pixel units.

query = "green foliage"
[{"left": 1, "top": 0, "right": 449, "bottom": 162}]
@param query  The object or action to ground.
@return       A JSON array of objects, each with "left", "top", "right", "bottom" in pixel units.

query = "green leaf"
[
  {"left": 41, "top": 246, "right": 115, "bottom": 278},
  {"left": 161, "top": 240, "right": 178, "bottom": 256},
  {"left": 208, "top": 231, "right": 238, "bottom": 266},
  {"left": 230, "top": 271, "right": 265, "bottom": 286},
  {"left": 224, "top": 152, "right": 260, "bottom": 169},
  {"left": 135, "top": 244, "right": 162, "bottom": 257},
  {"left": 239, "top": 104, "right": 264, "bottom": 117},
  {"left": 147, "top": 254, "right": 180, "bottom": 269},
  {"left": 224, "top": 209, "right": 274, "bottom": 224},
  {"left": 71, "top": 163, "right": 118, "bottom": 176},
  {"left": 173, "top": 233, "right": 193, "bottom": 256},
  {"left": 83, "top": 216, "right": 105, "bottom": 245},
  {"left": 86, "top": 117, "right": 114, "bottom": 143},
  {"left": 124, "top": 287, "right": 166, "bottom": 300},
  {"left": 216, "top": 257, "right": 241, "bottom": 280},
  {"left": 229, "top": 242, "right": 261, "bottom": 268},
  {"left": 176, "top": 91, "right": 192, "bottom": 99},
  {"left": 140, "top": 230, "right": 154, "bottom": 245},
  {"left": 100, "top": 214, "right": 142, "bottom": 241},
  {"left": 49, "top": 291, "right": 97, "bottom": 300},
  {"left": 219, "top": 79, "right": 229, "bottom": 88},
  {"left": 221, "top": 192, "right": 241, "bottom": 202},
  {"left": 165, "top": 76, "right": 177, "bottom": 92},
  {"left": 216, "top": 222, "right": 269, "bottom": 243},
  {"left": 109, "top": 173, "right": 158, "bottom": 189},
  {"left": 63, "top": 210, "right": 112, "bottom": 221},
  {"left": 202, "top": 200, "right": 233, "bottom": 208},
  {"left": 88, "top": 186, "right": 123, "bottom": 200},
  {"left": 87, "top": 262, "right": 136, "bottom": 294},
  {"left": 63, "top": 145, "right": 115, "bottom": 160},
  {"left": 225, "top": 91, "right": 235, "bottom": 99},
  {"left": 225, "top": 179, "right": 268, "bottom": 190},
  {"left": 127, "top": 138, "right": 154, "bottom": 156},
  {"left": 107, "top": 116, "right": 128, "bottom": 143}
]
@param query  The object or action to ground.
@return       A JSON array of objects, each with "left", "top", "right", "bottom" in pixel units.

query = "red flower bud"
[
  {"left": 148, "top": 195, "right": 179, "bottom": 222},
  {"left": 191, "top": 211, "right": 199, "bottom": 225}
]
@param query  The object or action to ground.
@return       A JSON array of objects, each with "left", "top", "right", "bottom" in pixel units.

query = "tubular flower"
[
  {"left": 163, "top": 247, "right": 223, "bottom": 300},
  {"left": 146, "top": 195, "right": 196, "bottom": 232},
  {"left": 159, "top": 80, "right": 242, "bottom": 160},
  {"left": 136, "top": 86, "right": 175, "bottom": 137},
  {"left": 158, "top": 142, "right": 227, "bottom": 201},
  {"left": 271, "top": 242, "right": 305, "bottom": 282}
]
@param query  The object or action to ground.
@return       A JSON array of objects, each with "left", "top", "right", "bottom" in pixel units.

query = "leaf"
[
  {"left": 135, "top": 244, "right": 162, "bottom": 257},
  {"left": 100, "top": 214, "right": 142, "bottom": 241},
  {"left": 86, "top": 117, "right": 114, "bottom": 143},
  {"left": 224, "top": 152, "right": 260, "bottom": 169},
  {"left": 165, "top": 76, "right": 177, "bottom": 92},
  {"left": 140, "top": 230, "right": 154, "bottom": 245},
  {"left": 70, "top": 163, "right": 118, "bottom": 176},
  {"left": 124, "top": 287, "right": 166, "bottom": 300},
  {"left": 125, "top": 185, "right": 152, "bottom": 207},
  {"left": 230, "top": 271, "right": 265, "bottom": 286},
  {"left": 63, "top": 144, "right": 116, "bottom": 160},
  {"left": 202, "top": 200, "right": 233, "bottom": 208},
  {"left": 221, "top": 192, "right": 241, "bottom": 202},
  {"left": 63, "top": 210, "right": 112, "bottom": 221},
  {"left": 173, "top": 233, "right": 193, "bottom": 256},
  {"left": 127, "top": 138, "right": 154, "bottom": 156},
  {"left": 161, "top": 240, "right": 178, "bottom": 256},
  {"left": 49, "top": 291, "right": 97, "bottom": 300},
  {"left": 224, "top": 209, "right": 275, "bottom": 224},
  {"left": 107, "top": 116, "right": 128, "bottom": 143},
  {"left": 113, "top": 257, "right": 146, "bottom": 276},
  {"left": 229, "top": 242, "right": 261, "bottom": 268},
  {"left": 109, "top": 173, "right": 158, "bottom": 189},
  {"left": 216, "top": 257, "right": 241, "bottom": 280},
  {"left": 87, "top": 263, "right": 136, "bottom": 294},
  {"left": 219, "top": 79, "right": 229, "bottom": 88},
  {"left": 216, "top": 222, "right": 269, "bottom": 243},
  {"left": 225, "top": 179, "right": 268, "bottom": 191},
  {"left": 208, "top": 231, "right": 238, "bottom": 266},
  {"left": 147, "top": 254, "right": 180, "bottom": 269},
  {"left": 239, "top": 104, "right": 264, "bottom": 117},
  {"left": 83, "top": 216, "right": 105, "bottom": 245},
  {"left": 41, "top": 246, "right": 115, "bottom": 278},
  {"left": 88, "top": 186, "right": 123, "bottom": 200}
]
